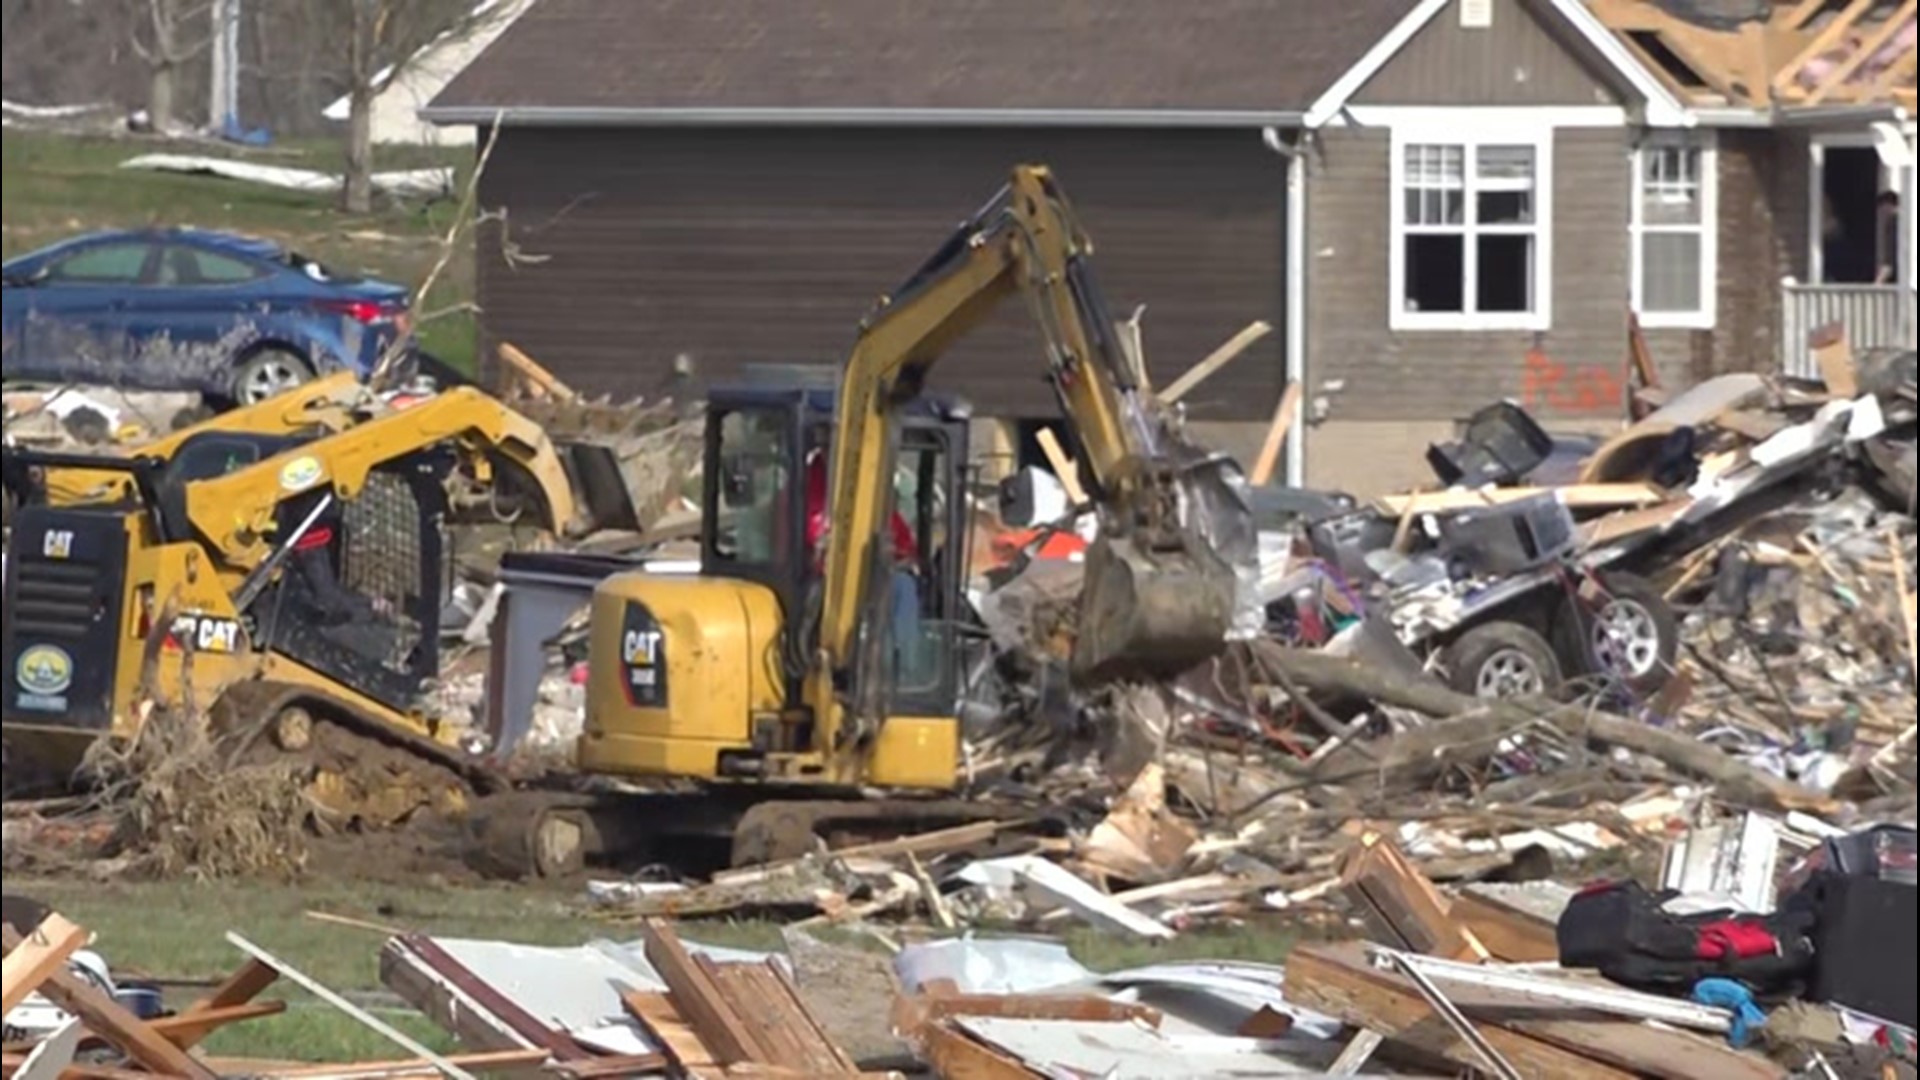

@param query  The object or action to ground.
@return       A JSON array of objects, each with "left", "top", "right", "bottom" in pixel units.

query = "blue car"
[{"left": 2, "top": 229, "right": 412, "bottom": 404}]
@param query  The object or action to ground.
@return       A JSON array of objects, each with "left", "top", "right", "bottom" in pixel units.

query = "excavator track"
[
  {"left": 463, "top": 786, "right": 1038, "bottom": 879},
  {"left": 210, "top": 680, "right": 503, "bottom": 831}
]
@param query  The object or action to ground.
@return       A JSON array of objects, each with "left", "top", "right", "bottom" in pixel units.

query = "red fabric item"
[
  {"left": 294, "top": 525, "right": 334, "bottom": 552},
  {"left": 1695, "top": 919, "right": 1778, "bottom": 960},
  {"left": 804, "top": 452, "right": 915, "bottom": 565}
]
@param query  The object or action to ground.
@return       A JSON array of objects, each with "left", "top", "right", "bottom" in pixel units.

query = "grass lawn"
[
  {"left": 10, "top": 876, "right": 1304, "bottom": 1062},
  {"left": 1, "top": 131, "right": 479, "bottom": 372}
]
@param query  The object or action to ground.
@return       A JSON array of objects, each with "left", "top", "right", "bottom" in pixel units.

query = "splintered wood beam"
[
  {"left": 1806, "top": 2, "right": 1917, "bottom": 103},
  {"left": 1284, "top": 944, "right": 1638, "bottom": 1080},
  {"left": 1, "top": 915, "right": 86, "bottom": 1016},
  {"left": 640, "top": 921, "right": 765, "bottom": 1065},
  {"left": 1775, "top": 0, "right": 1878, "bottom": 95},
  {"left": 0, "top": 926, "right": 215, "bottom": 1080},
  {"left": 183, "top": 957, "right": 279, "bottom": 1015}
]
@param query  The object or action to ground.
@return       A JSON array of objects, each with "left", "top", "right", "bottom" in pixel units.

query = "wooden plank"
[
  {"left": 1327, "top": 1029, "right": 1384, "bottom": 1075},
  {"left": 226, "top": 933, "right": 472, "bottom": 1080},
  {"left": 1775, "top": 0, "right": 1878, "bottom": 94},
  {"left": 1805, "top": 1, "right": 1916, "bottom": 104},
  {"left": 548, "top": 1054, "right": 672, "bottom": 1079},
  {"left": 1283, "top": 944, "right": 1636, "bottom": 1080},
  {"left": 1870, "top": 49, "right": 1918, "bottom": 94},
  {"left": 641, "top": 921, "right": 764, "bottom": 1065},
  {"left": 0, "top": 927, "right": 214, "bottom": 1080},
  {"left": 623, "top": 990, "right": 719, "bottom": 1071},
  {"left": 496, "top": 341, "right": 576, "bottom": 401},
  {"left": 183, "top": 957, "right": 279, "bottom": 1016},
  {"left": 1336, "top": 833, "right": 1488, "bottom": 962},
  {"left": 249, "top": 1049, "right": 553, "bottom": 1080},
  {"left": 757, "top": 960, "right": 860, "bottom": 1074},
  {"left": 918, "top": 1023, "right": 1041, "bottom": 1080},
  {"left": 1160, "top": 321, "right": 1272, "bottom": 405},
  {"left": 146, "top": 1001, "right": 286, "bottom": 1048},
  {"left": 706, "top": 963, "right": 817, "bottom": 1072},
  {"left": 1580, "top": 500, "right": 1692, "bottom": 548},
  {"left": 1450, "top": 892, "right": 1561, "bottom": 963},
  {"left": 1248, "top": 382, "right": 1303, "bottom": 488},
  {"left": 1376, "top": 484, "right": 1664, "bottom": 516},
  {"left": 1628, "top": 313, "right": 1660, "bottom": 389},
  {"left": 2, "top": 915, "right": 86, "bottom": 1016},
  {"left": 714, "top": 821, "right": 1010, "bottom": 887},
  {"left": 1033, "top": 428, "right": 1088, "bottom": 507}
]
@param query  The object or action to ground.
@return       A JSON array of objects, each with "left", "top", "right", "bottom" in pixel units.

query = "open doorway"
[
  {"left": 1816, "top": 145, "right": 1882, "bottom": 283},
  {"left": 1813, "top": 136, "right": 1906, "bottom": 286}
]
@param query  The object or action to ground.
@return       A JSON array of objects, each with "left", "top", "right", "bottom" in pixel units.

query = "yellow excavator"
[
  {"left": 1, "top": 388, "right": 576, "bottom": 820},
  {"left": 486, "top": 165, "right": 1256, "bottom": 874}
]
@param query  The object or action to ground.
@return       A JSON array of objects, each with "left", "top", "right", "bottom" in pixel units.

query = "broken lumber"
[
  {"left": 623, "top": 990, "right": 718, "bottom": 1073},
  {"left": 1810, "top": 324, "right": 1859, "bottom": 399},
  {"left": 1284, "top": 944, "right": 1637, "bottom": 1080},
  {"left": 1160, "top": 321, "right": 1272, "bottom": 405},
  {"left": 1253, "top": 643, "right": 1831, "bottom": 813},
  {"left": 496, "top": 341, "right": 576, "bottom": 401},
  {"left": 1034, "top": 428, "right": 1088, "bottom": 507},
  {"left": 2, "top": 915, "right": 85, "bottom": 1016},
  {"left": 1450, "top": 891, "right": 1562, "bottom": 964},
  {"left": 0, "top": 926, "right": 215, "bottom": 1080},
  {"left": 1249, "top": 383, "right": 1304, "bottom": 487},
  {"left": 1338, "top": 833, "right": 1488, "bottom": 962},
  {"left": 1378, "top": 484, "right": 1665, "bottom": 516},
  {"left": 640, "top": 921, "right": 768, "bottom": 1065}
]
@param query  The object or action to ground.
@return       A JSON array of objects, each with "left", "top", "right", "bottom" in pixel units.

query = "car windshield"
[{"left": 282, "top": 251, "right": 360, "bottom": 285}]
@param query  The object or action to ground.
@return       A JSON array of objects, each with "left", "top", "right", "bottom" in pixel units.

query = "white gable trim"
[
  {"left": 1304, "top": 0, "right": 1693, "bottom": 130},
  {"left": 1303, "top": 0, "right": 1451, "bottom": 129}
]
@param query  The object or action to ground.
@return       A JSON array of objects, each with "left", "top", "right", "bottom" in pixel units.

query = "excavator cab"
[{"left": 701, "top": 383, "right": 972, "bottom": 722}]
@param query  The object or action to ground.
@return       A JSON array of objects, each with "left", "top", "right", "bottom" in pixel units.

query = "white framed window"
[
  {"left": 1389, "top": 124, "right": 1553, "bottom": 332},
  {"left": 1631, "top": 132, "right": 1717, "bottom": 329}
]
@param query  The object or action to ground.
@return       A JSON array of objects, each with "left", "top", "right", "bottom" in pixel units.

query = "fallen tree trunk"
[{"left": 1252, "top": 643, "right": 1832, "bottom": 814}]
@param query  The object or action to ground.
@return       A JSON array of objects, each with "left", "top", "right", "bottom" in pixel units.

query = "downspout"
[{"left": 1263, "top": 126, "right": 1309, "bottom": 488}]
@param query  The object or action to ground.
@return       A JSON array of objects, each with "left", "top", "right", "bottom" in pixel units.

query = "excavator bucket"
[
  {"left": 1071, "top": 532, "right": 1239, "bottom": 684},
  {"left": 1069, "top": 454, "right": 1260, "bottom": 684}
]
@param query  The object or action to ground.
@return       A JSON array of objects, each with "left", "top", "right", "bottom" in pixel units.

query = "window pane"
[
  {"left": 1477, "top": 145, "right": 1536, "bottom": 184},
  {"left": 1405, "top": 144, "right": 1466, "bottom": 187},
  {"left": 48, "top": 243, "right": 151, "bottom": 283},
  {"left": 1478, "top": 191, "right": 1534, "bottom": 225},
  {"left": 711, "top": 410, "right": 790, "bottom": 566},
  {"left": 1642, "top": 231, "right": 1703, "bottom": 313},
  {"left": 188, "top": 250, "right": 262, "bottom": 283},
  {"left": 1405, "top": 234, "right": 1465, "bottom": 313},
  {"left": 1641, "top": 145, "right": 1702, "bottom": 226},
  {"left": 1477, "top": 235, "right": 1534, "bottom": 313}
]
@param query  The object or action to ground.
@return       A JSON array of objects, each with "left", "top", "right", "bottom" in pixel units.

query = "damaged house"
[{"left": 422, "top": 0, "right": 1916, "bottom": 495}]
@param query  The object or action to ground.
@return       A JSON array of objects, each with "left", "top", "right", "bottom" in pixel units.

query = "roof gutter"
[
  {"left": 1691, "top": 103, "right": 1906, "bottom": 128},
  {"left": 418, "top": 106, "right": 1308, "bottom": 128}
]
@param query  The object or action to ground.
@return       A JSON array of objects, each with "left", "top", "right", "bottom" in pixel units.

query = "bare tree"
[
  {"left": 130, "top": 0, "right": 212, "bottom": 133},
  {"left": 342, "top": 0, "right": 514, "bottom": 214}
]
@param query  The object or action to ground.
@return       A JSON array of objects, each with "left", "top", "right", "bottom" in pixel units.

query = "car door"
[
  {"left": 10, "top": 241, "right": 160, "bottom": 386},
  {"left": 123, "top": 245, "right": 272, "bottom": 391}
]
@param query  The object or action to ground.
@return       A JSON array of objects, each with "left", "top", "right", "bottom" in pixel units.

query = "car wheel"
[
  {"left": 1552, "top": 571, "right": 1679, "bottom": 698},
  {"left": 230, "top": 348, "right": 313, "bottom": 405},
  {"left": 1442, "top": 621, "right": 1563, "bottom": 700}
]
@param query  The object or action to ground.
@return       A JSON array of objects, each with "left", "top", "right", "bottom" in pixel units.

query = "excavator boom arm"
[{"left": 812, "top": 165, "right": 1250, "bottom": 757}]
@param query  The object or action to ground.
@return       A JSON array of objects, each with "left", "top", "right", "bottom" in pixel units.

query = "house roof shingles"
[{"left": 427, "top": 0, "right": 1419, "bottom": 119}]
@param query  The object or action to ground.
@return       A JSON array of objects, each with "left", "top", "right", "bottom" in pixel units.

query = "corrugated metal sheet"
[
  {"left": 475, "top": 126, "right": 1286, "bottom": 420},
  {"left": 1353, "top": 0, "right": 1618, "bottom": 107}
]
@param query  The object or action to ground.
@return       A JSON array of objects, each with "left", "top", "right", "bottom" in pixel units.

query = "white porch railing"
[{"left": 1781, "top": 282, "right": 1917, "bottom": 378}]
